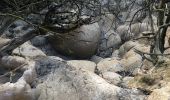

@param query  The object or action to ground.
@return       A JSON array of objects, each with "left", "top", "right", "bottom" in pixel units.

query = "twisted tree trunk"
[{"left": 151, "top": 0, "right": 170, "bottom": 64}]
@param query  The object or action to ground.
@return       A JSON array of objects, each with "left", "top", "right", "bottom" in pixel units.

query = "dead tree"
[{"left": 134, "top": 0, "right": 170, "bottom": 65}]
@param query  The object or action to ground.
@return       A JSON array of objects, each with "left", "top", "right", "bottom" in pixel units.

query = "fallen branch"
[
  {"left": 0, "top": 28, "right": 37, "bottom": 57},
  {"left": 133, "top": 36, "right": 154, "bottom": 40},
  {"left": 0, "top": 63, "right": 28, "bottom": 82}
]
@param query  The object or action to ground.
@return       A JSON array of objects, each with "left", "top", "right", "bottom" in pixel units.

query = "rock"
[
  {"left": 0, "top": 56, "right": 27, "bottom": 69},
  {"left": 102, "top": 72, "right": 122, "bottom": 85},
  {"left": 21, "top": 61, "right": 37, "bottom": 84},
  {"left": 31, "top": 36, "right": 47, "bottom": 46},
  {"left": 47, "top": 23, "right": 100, "bottom": 58},
  {"left": 90, "top": 55, "right": 103, "bottom": 64},
  {"left": 35, "top": 44, "right": 58, "bottom": 56},
  {"left": 0, "top": 76, "right": 9, "bottom": 84},
  {"left": 117, "top": 23, "right": 152, "bottom": 42},
  {"left": 98, "top": 48, "right": 113, "bottom": 58},
  {"left": 97, "top": 58, "right": 124, "bottom": 73},
  {"left": 121, "top": 77, "right": 134, "bottom": 88},
  {"left": 118, "top": 88, "right": 147, "bottom": 100},
  {"left": 30, "top": 36, "right": 59, "bottom": 56},
  {"left": 26, "top": 14, "right": 43, "bottom": 25},
  {"left": 133, "top": 43, "right": 150, "bottom": 54},
  {"left": 35, "top": 56, "right": 64, "bottom": 78},
  {"left": 112, "top": 50, "right": 120, "bottom": 58},
  {"left": 67, "top": 60, "right": 96, "bottom": 72},
  {"left": 120, "top": 50, "right": 143, "bottom": 75},
  {"left": 98, "top": 22, "right": 122, "bottom": 57},
  {"left": 0, "top": 79, "right": 39, "bottom": 100},
  {"left": 120, "top": 42, "right": 150, "bottom": 59},
  {"left": 120, "top": 43, "right": 150, "bottom": 74},
  {"left": 0, "top": 37, "right": 10, "bottom": 48},
  {"left": 0, "top": 56, "right": 36, "bottom": 84},
  {"left": 148, "top": 82, "right": 170, "bottom": 100},
  {"left": 2, "top": 20, "right": 30, "bottom": 38},
  {"left": 0, "top": 58, "right": 39, "bottom": 100},
  {"left": 99, "top": 30, "right": 122, "bottom": 51},
  {"left": 35, "top": 57, "right": 121, "bottom": 100},
  {"left": 12, "top": 42, "right": 46, "bottom": 58},
  {"left": 118, "top": 41, "right": 138, "bottom": 58}
]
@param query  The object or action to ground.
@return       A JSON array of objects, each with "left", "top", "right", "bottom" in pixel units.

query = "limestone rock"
[
  {"left": 97, "top": 58, "right": 124, "bottom": 73},
  {"left": 35, "top": 57, "right": 121, "bottom": 100},
  {"left": 67, "top": 60, "right": 96, "bottom": 72},
  {"left": 102, "top": 72, "right": 122, "bottom": 85},
  {"left": 12, "top": 42, "right": 46, "bottom": 58}
]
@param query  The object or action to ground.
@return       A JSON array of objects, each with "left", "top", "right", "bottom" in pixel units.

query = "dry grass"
[{"left": 128, "top": 60, "right": 170, "bottom": 91}]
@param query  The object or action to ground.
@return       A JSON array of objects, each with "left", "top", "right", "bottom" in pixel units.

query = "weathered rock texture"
[{"left": 47, "top": 23, "right": 100, "bottom": 58}]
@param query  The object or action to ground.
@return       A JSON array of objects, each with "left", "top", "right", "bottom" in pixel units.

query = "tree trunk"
[{"left": 0, "top": 28, "right": 37, "bottom": 57}]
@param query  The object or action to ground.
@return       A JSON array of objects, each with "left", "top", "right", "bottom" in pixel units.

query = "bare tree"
[{"left": 134, "top": 0, "right": 170, "bottom": 65}]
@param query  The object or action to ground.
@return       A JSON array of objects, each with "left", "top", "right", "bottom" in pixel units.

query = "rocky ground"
[
  {"left": 0, "top": 1, "right": 170, "bottom": 100},
  {"left": 0, "top": 22, "right": 170, "bottom": 100}
]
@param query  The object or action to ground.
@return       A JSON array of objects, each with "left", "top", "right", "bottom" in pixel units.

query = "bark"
[
  {"left": 154, "top": 0, "right": 166, "bottom": 54},
  {"left": 150, "top": 0, "right": 170, "bottom": 64}
]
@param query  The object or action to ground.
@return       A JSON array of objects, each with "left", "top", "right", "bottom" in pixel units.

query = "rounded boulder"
[{"left": 47, "top": 23, "right": 100, "bottom": 58}]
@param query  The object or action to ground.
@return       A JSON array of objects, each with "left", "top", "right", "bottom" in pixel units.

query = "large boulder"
[
  {"left": 0, "top": 56, "right": 147, "bottom": 100},
  {"left": 47, "top": 23, "right": 100, "bottom": 58},
  {"left": 35, "top": 57, "right": 121, "bottom": 100},
  {"left": 35, "top": 57, "right": 147, "bottom": 100}
]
